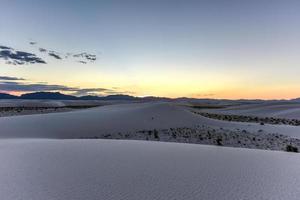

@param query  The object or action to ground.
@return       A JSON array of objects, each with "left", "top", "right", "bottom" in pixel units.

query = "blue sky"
[{"left": 1, "top": 0, "right": 300, "bottom": 99}]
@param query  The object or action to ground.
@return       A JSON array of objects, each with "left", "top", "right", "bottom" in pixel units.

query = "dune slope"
[
  {"left": 1, "top": 102, "right": 300, "bottom": 139},
  {"left": 0, "top": 139, "right": 299, "bottom": 200},
  {"left": 201, "top": 102, "right": 300, "bottom": 119}
]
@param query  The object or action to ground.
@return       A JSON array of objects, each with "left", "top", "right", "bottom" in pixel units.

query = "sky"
[{"left": 1, "top": 0, "right": 300, "bottom": 99}]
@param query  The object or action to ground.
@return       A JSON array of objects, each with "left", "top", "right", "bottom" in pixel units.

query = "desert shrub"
[
  {"left": 103, "top": 134, "right": 111, "bottom": 138},
  {"left": 199, "top": 135, "right": 203, "bottom": 140},
  {"left": 286, "top": 145, "right": 298, "bottom": 152},
  {"left": 153, "top": 129, "right": 159, "bottom": 140},
  {"left": 172, "top": 132, "right": 176, "bottom": 139},
  {"left": 216, "top": 138, "right": 223, "bottom": 146}
]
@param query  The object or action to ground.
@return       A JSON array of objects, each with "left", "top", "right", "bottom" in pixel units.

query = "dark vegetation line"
[
  {"left": 0, "top": 105, "right": 99, "bottom": 112},
  {"left": 193, "top": 111, "right": 300, "bottom": 126},
  {"left": 78, "top": 126, "right": 299, "bottom": 153},
  {"left": 0, "top": 105, "right": 101, "bottom": 117},
  {"left": 190, "top": 105, "right": 227, "bottom": 109}
]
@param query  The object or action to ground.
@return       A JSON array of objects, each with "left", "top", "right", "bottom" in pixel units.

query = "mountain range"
[
  {"left": 0, "top": 91, "right": 298, "bottom": 103},
  {"left": 0, "top": 92, "right": 163, "bottom": 101}
]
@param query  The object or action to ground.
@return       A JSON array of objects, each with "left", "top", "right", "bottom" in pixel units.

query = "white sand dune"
[
  {"left": 1, "top": 102, "right": 300, "bottom": 139},
  {"left": 0, "top": 99, "right": 67, "bottom": 107},
  {"left": 0, "top": 139, "right": 299, "bottom": 200},
  {"left": 1, "top": 102, "right": 300, "bottom": 200},
  {"left": 202, "top": 102, "right": 300, "bottom": 119},
  {"left": 0, "top": 99, "right": 124, "bottom": 108}
]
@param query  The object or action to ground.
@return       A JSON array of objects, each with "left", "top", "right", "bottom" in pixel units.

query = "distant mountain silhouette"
[
  {"left": 290, "top": 98, "right": 300, "bottom": 102},
  {"left": 77, "top": 94, "right": 140, "bottom": 100},
  {"left": 142, "top": 96, "right": 172, "bottom": 101},
  {"left": 99, "top": 94, "right": 139, "bottom": 100},
  {"left": 20, "top": 92, "right": 77, "bottom": 100},
  {"left": 0, "top": 91, "right": 289, "bottom": 102},
  {"left": 0, "top": 92, "right": 151, "bottom": 101},
  {"left": 77, "top": 95, "right": 102, "bottom": 100},
  {"left": 0, "top": 93, "right": 19, "bottom": 99}
]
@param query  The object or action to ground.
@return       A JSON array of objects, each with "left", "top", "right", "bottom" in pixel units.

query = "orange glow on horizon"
[{"left": 2, "top": 89, "right": 300, "bottom": 100}]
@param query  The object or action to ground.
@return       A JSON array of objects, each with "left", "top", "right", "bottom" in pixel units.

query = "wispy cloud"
[
  {"left": 73, "top": 52, "right": 97, "bottom": 63},
  {"left": 1, "top": 43, "right": 99, "bottom": 65},
  {"left": 0, "top": 76, "right": 25, "bottom": 81},
  {"left": 0, "top": 81, "right": 77, "bottom": 92},
  {"left": 34, "top": 41, "right": 98, "bottom": 63},
  {"left": 39, "top": 48, "right": 47, "bottom": 53},
  {"left": 0, "top": 46, "right": 11, "bottom": 50},
  {"left": 0, "top": 78, "right": 127, "bottom": 96},
  {"left": 48, "top": 51, "right": 62, "bottom": 60},
  {"left": 29, "top": 41, "right": 37, "bottom": 45},
  {"left": 0, "top": 45, "right": 46, "bottom": 65}
]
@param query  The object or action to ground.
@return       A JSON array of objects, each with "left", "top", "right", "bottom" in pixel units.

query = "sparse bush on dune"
[
  {"left": 216, "top": 138, "right": 223, "bottom": 146},
  {"left": 153, "top": 129, "right": 159, "bottom": 140},
  {"left": 195, "top": 112, "right": 300, "bottom": 126},
  {"left": 75, "top": 123, "right": 300, "bottom": 153},
  {"left": 286, "top": 145, "right": 298, "bottom": 153}
]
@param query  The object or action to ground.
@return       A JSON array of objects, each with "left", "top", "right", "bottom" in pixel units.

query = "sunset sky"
[{"left": 1, "top": 0, "right": 300, "bottom": 99}]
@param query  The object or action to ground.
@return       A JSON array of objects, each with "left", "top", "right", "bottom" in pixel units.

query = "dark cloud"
[
  {"left": 0, "top": 81, "right": 76, "bottom": 92},
  {"left": 1, "top": 44, "right": 98, "bottom": 66},
  {"left": 78, "top": 60, "right": 87, "bottom": 64},
  {"left": 39, "top": 48, "right": 47, "bottom": 53},
  {"left": 37, "top": 47, "right": 97, "bottom": 63},
  {"left": 0, "top": 81, "right": 113, "bottom": 96},
  {"left": 73, "top": 52, "right": 97, "bottom": 62},
  {"left": 0, "top": 76, "right": 25, "bottom": 81},
  {"left": 0, "top": 45, "right": 46, "bottom": 65},
  {"left": 48, "top": 51, "right": 62, "bottom": 59},
  {"left": 0, "top": 46, "right": 12, "bottom": 50},
  {"left": 29, "top": 42, "right": 37, "bottom": 45}
]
